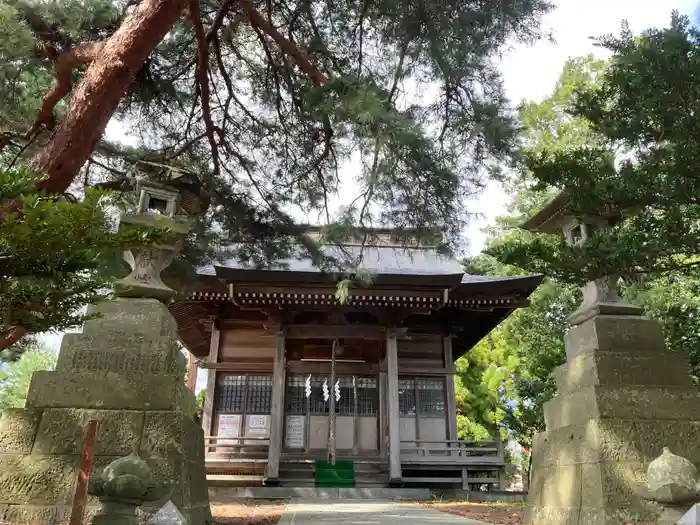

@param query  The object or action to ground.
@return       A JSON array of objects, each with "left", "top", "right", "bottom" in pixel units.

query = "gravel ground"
[{"left": 211, "top": 498, "right": 287, "bottom": 525}]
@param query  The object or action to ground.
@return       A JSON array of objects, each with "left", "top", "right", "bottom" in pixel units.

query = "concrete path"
[{"left": 277, "top": 500, "right": 488, "bottom": 525}]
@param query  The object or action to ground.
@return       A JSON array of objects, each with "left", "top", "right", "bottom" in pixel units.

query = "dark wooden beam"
[{"left": 272, "top": 324, "right": 410, "bottom": 340}]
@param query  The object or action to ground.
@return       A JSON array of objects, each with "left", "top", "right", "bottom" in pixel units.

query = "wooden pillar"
[
  {"left": 497, "top": 435, "right": 507, "bottom": 489},
  {"left": 386, "top": 329, "right": 403, "bottom": 487},
  {"left": 443, "top": 335, "right": 458, "bottom": 441},
  {"left": 201, "top": 317, "right": 221, "bottom": 441},
  {"left": 186, "top": 352, "right": 197, "bottom": 392},
  {"left": 378, "top": 371, "right": 387, "bottom": 458},
  {"left": 264, "top": 329, "right": 286, "bottom": 485}
]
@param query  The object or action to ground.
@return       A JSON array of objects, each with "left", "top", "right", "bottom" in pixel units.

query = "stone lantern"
[
  {"left": 113, "top": 178, "right": 193, "bottom": 301},
  {"left": 2, "top": 167, "right": 213, "bottom": 525},
  {"left": 521, "top": 193, "right": 700, "bottom": 525},
  {"left": 521, "top": 193, "right": 643, "bottom": 325}
]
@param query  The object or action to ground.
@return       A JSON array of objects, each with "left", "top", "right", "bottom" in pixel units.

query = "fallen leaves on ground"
[
  {"left": 422, "top": 502, "right": 661, "bottom": 525},
  {"left": 422, "top": 501, "right": 524, "bottom": 525},
  {"left": 211, "top": 498, "right": 287, "bottom": 525}
]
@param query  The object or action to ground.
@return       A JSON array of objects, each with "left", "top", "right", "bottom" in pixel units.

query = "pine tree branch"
[
  {"left": 25, "top": 42, "right": 106, "bottom": 141},
  {"left": 189, "top": 0, "right": 220, "bottom": 175},
  {"left": 17, "top": 4, "right": 72, "bottom": 52},
  {"left": 26, "top": 0, "right": 188, "bottom": 192},
  {"left": 239, "top": 0, "right": 328, "bottom": 86}
]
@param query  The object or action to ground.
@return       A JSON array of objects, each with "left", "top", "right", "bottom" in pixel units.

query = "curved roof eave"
[
  {"left": 453, "top": 274, "right": 544, "bottom": 298},
  {"left": 211, "top": 265, "right": 466, "bottom": 288}
]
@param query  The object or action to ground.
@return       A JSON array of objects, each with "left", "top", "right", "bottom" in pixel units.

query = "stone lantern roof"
[
  {"left": 95, "top": 161, "right": 210, "bottom": 216},
  {"left": 519, "top": 192, "right": 572, "bottom": 234},
  {"left": 520, "top": 191, "right": 624, "bottom": 233},
  {"left": 519, "top": 190, "right": 642, "bottom": 325}
]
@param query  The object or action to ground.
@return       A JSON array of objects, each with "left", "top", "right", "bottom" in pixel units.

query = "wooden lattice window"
[
  {"left": 215, "top": 374, "right": 272, "bottom": 414},
  {"left": 285, "top": 375, "right": 308, "bottom": 415},
  {"left": 398, "top": 378, "right": 416, "bottom": 416},
  {"left": 335, "top": 376, "right": 354, "bottom": 415},
  {"left": 309, "top": 375, "right": 328, "bottom": 414},
  {"left": 215, "top": 375, "right": 246, "bottom": 412},
  {"left": 356, "top": 376, "right": 378, "bottom": 416},
  {"left": 246, "top": 375, "right": 273, "bottom": 413},
  {"left": 417, "top": 377, "right": 445, "bottom": 416}
]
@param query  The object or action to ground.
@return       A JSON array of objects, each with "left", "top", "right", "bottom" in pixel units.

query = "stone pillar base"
[
  {"left": 526, "top": 314, "right": 700, "bottom": 525},
  {"left": 0, "top": 299, "right": 211, "bottom": 525},
  {"left": 388, "top": 478, "right": 404, "bottom": 488}
]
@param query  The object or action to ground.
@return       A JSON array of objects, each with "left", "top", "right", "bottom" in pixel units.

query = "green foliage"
[
  {"left": 0, "top": 342, "right": 56, "bottom": 409},
  {"left": 455, "top": 330, "right": 517, "bottom": 440},
  {"left": 518, "top": 55, "right": 607, "bottom": 155},
  {"left": 489, "top": 11, "right": 700, "bottom": 283},
  {"left": 460, "top": 249, "right": 577, "bottom": 448},
  {"left": 0, "top": 168, "right": 173, "bottom": 357},
  {"left": 196, "top": 389, "right": 206, "bottom": 410},
  {"left": 500, "top": 279, "right": 578, "bottom": 448},
  {"left": 456, "top": 413, "right": 492, "bottom": 441}
]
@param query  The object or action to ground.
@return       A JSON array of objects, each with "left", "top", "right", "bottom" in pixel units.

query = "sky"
[{"left": 40, "top": 0, "right": 697, "bottom": 389}]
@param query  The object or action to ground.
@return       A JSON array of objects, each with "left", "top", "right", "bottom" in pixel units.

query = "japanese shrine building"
[{"left": 169, "top": 228, "right": 542, "bottom": 488}]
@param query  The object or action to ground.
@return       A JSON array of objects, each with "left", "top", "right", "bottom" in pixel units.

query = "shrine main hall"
[{"left": 169, "top": 228, "right": 541, "bottom": 488}]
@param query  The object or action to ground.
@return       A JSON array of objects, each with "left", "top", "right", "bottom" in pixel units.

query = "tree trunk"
[
  {"left": 525, "top": 447, "right": 532, "bottom": 493},
  {"left": 28, "top": 0, "right": 187, "bottom": 193},
  {"left": 0, "top": 326, "right": 28, "bottom": 352}
]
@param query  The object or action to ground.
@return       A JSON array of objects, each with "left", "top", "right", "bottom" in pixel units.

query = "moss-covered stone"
[
  {"left": 26, "top": 371, "right": 196, "bottom": 418},
  {"left": 0, "top": 409, "right": 40, "bottom": 454},
  {"left": 56, "top": 335, "right": 185, "bottom": 381},
  {"left": 0, "top": 298, "right": 210, "bottom": 525},
  {"left": 142, "top": 411, "right": 204, "bottom": 462},
  {"left": 146, "top": 456, "right": 185, "bottom": 506},
  {"left": 552, "top": 350, "right": 693, "bottom": 393},
  {"left": 184, "top": 504, "right": 214, "bottom": 525},
  {"left": 187, "top": 460, "right": 210, "bottom": 506},
  {"left": 564, "top": 315, "right": 666, "bottom": 359},
  {"left": 3, "top": 504, "right": 61, "bottom": 525},
  {"left": 635, "top": 421, "right": 700, "bottom": 464},
  {"left": 80, "top": 298, "right": 179, "bottom": 338},
  {"left": 33, "top": 408, "right": 145, "bottom": 456},
  {"left": 543, "top": 386, "right": 700, "bottom": 430},
  {"left": 0, "top": 455, "right": 78, "bottom": 505}
]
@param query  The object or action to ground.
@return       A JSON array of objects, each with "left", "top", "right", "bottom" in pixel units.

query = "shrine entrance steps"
[{"left": 281, "top": 459, "right": 387, "bottom": 487}]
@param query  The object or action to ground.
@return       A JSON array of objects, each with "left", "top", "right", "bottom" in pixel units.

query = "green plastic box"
[{"left": 314, "top": 459, "right": 356, "bottom": 487}]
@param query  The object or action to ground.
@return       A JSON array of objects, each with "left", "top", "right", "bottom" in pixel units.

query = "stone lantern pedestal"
[
  {"left": 521, "top": 197, "right": 700, "bottom": 525},
  {"left": 0, "top": 178, "right": 211, "bottom": 524}
]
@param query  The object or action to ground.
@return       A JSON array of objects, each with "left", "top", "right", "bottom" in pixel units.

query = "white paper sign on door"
[
  {"left": 216, "top": 414, "right": 241, "bottom": 447},
  {"left": 285, "top": 415, "right": 305, "bottom": 448},
  {"left": 245, "top": 414, "right": 269, "bottom": 444}
]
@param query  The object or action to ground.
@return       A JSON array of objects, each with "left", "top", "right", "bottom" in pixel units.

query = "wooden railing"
[
  {"left": 399, "top": 439, "right": 505, "bottom": 465},
  {"left": 204, "top": 436, "right": 269, "bottom": 458},
  {"left": 203, "top": 436, "right": 505, "bottom": 467}
]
